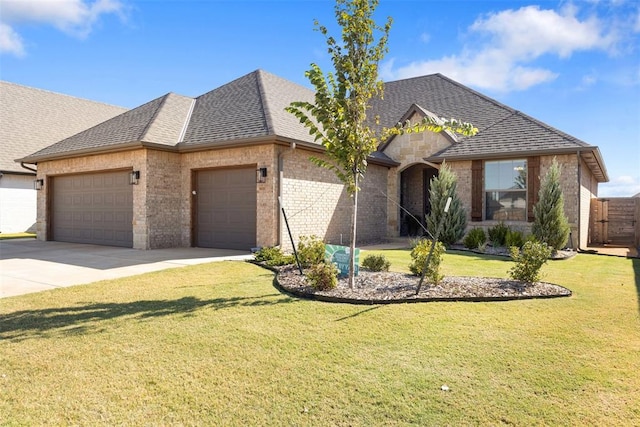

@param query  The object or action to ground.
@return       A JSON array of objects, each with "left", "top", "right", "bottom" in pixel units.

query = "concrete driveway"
[{"left": 0, "top": 239, "right": 253, "bottom": 298}]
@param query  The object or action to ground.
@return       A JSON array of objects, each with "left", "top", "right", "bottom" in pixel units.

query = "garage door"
[
  {"left": 52, "top": 171, "right": 133, "bottom": 247},
  {"left": 196, "top": 167, "right": 256, "bottom": 250}
]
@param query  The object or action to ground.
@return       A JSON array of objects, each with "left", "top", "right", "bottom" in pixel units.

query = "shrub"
[
  {"left": 463, "top": 228, "right": 487, "bottom": 249},
  {"left": 425, "top": 163, "right": 467, "bottom": 247},
  {"left": 409, "top": 238, "right": 446, "bottom": 285},
  {"left": 488, "top": 222, "right": 510, "bottom": 246},
  {"left": 505, "top": 229, "right": 526, "bottom": 249},
  {"left": 297, "top": 235, "right": 325, "bottom": 267},
  {"left": 532, "top": 158, "right": 570, "bottom": 251},
  {"left": 509, "top": 240, "right": 552, "bottom": 283},
  {"left": 361, "top": 254, "right": 391, "bottom": 272},
  {"left": 254, "top": 246, "right": 294, "bottom": 267},
  {"left": 306, "top": 262, "right": 338, "bottom": 290}
]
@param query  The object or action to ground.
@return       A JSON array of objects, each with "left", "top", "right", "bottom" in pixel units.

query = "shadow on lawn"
[{"left": 0, "top": 293, "right": 293, "bottom": 341}]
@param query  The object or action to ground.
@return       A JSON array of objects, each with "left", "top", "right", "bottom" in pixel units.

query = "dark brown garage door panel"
[
  {"left": 52, "top": 171, "right": 133, "bottom": 247},
  {"left": 197, "top": 168, "right": 256, "bottom": 250}
]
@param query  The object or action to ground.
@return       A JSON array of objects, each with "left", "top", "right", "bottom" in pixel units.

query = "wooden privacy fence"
[{"left": 590, "top": 197, "right": 640, "bottom": 247}]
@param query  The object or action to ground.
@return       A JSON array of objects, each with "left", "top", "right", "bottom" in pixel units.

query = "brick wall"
[
  {"left": 448, "top": 155, "right": 585, "bottom": 248},
  {"left": 145, "top": 150, "right": 182, "bottom": 248},
  {"left": 36, "top": 150, "right": 147, "bottom": 247},
  {"left": 579, "top": 157, "right": 597, "bottom": 247},
  {"left": 180, "top": 144, "right": 278, "bottom": 248},
  {"left": 279, "top": 148, "right": 389, "bottom": 251}
]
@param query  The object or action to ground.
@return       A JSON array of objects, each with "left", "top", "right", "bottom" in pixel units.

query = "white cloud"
[
  {"left": 384, "top": 4, "right": 617, "bottom": 92},
  {"left": 0, "top": 0, "right": 125, "bottom": 56},
  {"left": 0, "top": 22, "right": 24, "bottom": 56},
  {"left": 599, "top": 175, "right": 640, "bottom": 197}
]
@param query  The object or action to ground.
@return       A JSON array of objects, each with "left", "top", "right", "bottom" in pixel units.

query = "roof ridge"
[
  {"left": 429, "top": 74, "right": 515, "bottom": 115},
  {"left": 254, "top": 70, "right": 275, "bottom": 135},
  {"left": 512, "top": 110, "right": 593, "bottom": 148},
  {"left": 139, "top": 93, "right": 171, "bottom": 141},
  {"left": 472, "top": 110, "right": 515, "bottom": 137}
]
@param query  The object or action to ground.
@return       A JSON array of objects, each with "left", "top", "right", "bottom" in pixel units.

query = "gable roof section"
[
  {"left": 369, "top": 73, "right": 513, "bottom": 133},
  {"left": 374, "top": 74, "right": 608, "bottom": 182},
  {"left": 22, "top": 93, "right": 194, "bottom": 161},
  {"left": 181, "top": 69, "right": 315, "bottom": 146},
  {"left": 0, "top": 81, "right": 127, "bottom": 173}
]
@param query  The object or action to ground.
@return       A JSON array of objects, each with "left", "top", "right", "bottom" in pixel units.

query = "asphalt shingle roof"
[
  {"left": 16, "top": 70, "right": 606, "bottom": 180},
  {"left": 181, "top": 70, "right": 315, "bottom": 145},
  {"left": 369, "top": 73, "right": 513, "bottom": 133},
  {"left": 429, "top": 111, "right": 597, "bottom": 160},
  {"left": 0, "top": 81, "right": 126, "bottom": 173}
]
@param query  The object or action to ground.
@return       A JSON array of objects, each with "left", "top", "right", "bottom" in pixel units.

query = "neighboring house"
[
  {"left": 19, "top": 70, "right": 608, "bottom": 251},
  {"left": 0, "top": 81, "right": 127, "bottom": 233}
]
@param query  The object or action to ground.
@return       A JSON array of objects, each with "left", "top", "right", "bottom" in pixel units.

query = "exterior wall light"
[
  {"left": 256, "top": 167, "right": 267, "bottom": 183},
  {"left": 130, "top": 170, "right": 140, "bottom": 185},
  {"left": 34, "top": 179, "right": 44, "bottom": 190}
]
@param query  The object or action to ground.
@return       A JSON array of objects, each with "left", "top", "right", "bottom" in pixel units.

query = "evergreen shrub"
[
  {"left": 463, "top": 228, "right": 487, "bottom": 249},
  {"left": 361, "top": 254, "right": 391, "bottom": 272}
]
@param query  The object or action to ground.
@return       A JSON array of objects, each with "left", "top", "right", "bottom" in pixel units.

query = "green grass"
[
  {"left": 1, "top": 252, "right": 639, "bottom": 425},
  {"left": 0, "top": 232, "right": 35, "bottom": 240}
]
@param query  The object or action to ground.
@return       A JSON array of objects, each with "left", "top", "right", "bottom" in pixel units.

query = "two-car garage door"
[{"left": 51, "top": 171, "right": 133, "bottom": 247}]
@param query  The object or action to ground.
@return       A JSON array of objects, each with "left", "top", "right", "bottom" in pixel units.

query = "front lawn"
[{"left": 1, "top": 252, "right": 639, "bottom": 425}]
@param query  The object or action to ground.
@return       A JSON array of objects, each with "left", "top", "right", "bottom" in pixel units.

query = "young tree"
[
  {"left": 287, "top": 0, "right": 476, "bottom": 288},
  {"left": 426, "top": 162, "right": 466, "bottom": 247},
  {"left": 532, "top": 158, "right": 570, "bottom": 251}
]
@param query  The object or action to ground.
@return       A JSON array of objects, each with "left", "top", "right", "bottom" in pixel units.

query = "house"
[
  {"left": 0, "top": 81, "right": 127, "bottom": 233},
  {"left": 18, "top": 70, "right": 608, "bottom": 251}
]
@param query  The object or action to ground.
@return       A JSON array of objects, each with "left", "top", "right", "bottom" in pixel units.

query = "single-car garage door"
[
  {"left": 196, "top": 167, "right": 256, "bottom": 250},
  {"left": 51, "top": 171, "right": 133, "bottom": 247}
]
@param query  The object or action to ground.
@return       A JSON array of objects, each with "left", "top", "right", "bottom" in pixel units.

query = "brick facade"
[
  {"left": 34, "top": 141, "right": 597, "bottom": 251},
  {"left": 279, "top": 147, "right": 389, "bottom": 251}
]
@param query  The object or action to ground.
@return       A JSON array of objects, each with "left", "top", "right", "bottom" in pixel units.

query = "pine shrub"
[
  {"left": 532, "top": 159, "right": 570, "bottom": 251},
  {"left": 426, "top": 163, "right": 467, "bottom": 247},
  {"left": 306, "top": 262, "right": 339, "bottom": 290},
  {"left": 361, "top": 254, "right": 391, "bottom": 272},
  {"left": 488, "top": 222, "right": 510, "bottom": 247},
  {"left": 463, "top": 228, "right": 487, "bottom": 249},
  {"left": 509, "top": 240, "right": 552, "bottom": 283},
  {"left": 505, "top": 229, "right": 526, "bottom": 249},
  {"left": 409, "top": 238, "right": 446, "bottom": 285},
  {"left": 254, "top": 246, "right": 294, "bottom": 266}
]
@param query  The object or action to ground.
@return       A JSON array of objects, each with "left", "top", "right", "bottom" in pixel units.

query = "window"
[{"left": 485, "top": 159, "right": 527, "bottom": 221}]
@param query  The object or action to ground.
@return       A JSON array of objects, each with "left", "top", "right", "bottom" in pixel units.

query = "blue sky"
[{"left": 1, "top": 0, "right": 639, "bottom": 196}]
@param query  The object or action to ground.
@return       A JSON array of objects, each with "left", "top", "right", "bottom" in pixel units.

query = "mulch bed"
[{"left": 267, "top": 264, "right": 572, "bottom": 305}]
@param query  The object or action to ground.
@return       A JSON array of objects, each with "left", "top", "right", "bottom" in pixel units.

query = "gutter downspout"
[
  {"left": 277, "top": 142, "right": 296, "bottom": 246},
  {"left": 20, "top": 162, "right": 37, "bottom": 174}
]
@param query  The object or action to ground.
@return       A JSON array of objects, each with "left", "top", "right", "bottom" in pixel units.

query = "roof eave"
[{"left": 17, "top": 141, "right": 147, "bottom": 164}]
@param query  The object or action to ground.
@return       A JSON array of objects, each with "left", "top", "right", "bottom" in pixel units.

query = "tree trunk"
[{"left": 349, "top": 173, "right": 358, "bottom": 289}]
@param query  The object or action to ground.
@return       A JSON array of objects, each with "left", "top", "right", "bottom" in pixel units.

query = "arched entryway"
[{"left": 399, "top": 163, "right": 439, "bottom": 236}]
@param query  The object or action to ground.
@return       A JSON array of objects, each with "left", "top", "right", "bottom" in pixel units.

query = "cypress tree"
[
  {"left": 532, "top": 158, "right": 570, "bottom": 250},
  {"left": 426, "top": 163, "right": 467, "bottom": 247}
]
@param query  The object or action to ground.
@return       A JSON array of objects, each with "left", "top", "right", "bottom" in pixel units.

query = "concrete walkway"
[{"left": 0, "top": 239, "right": 252, "bottom": 298}]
